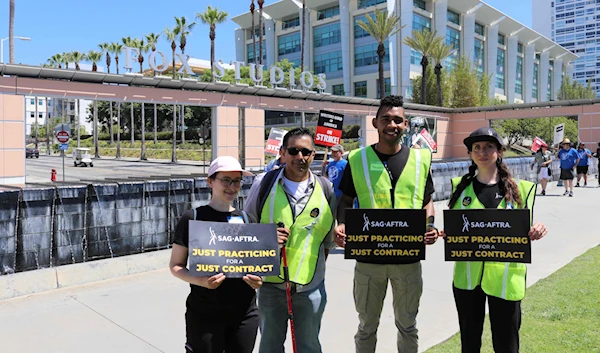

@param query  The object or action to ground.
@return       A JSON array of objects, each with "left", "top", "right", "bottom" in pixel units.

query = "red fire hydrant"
[{"left": 50, "top": 169, "right": 57, "bottom": 182}]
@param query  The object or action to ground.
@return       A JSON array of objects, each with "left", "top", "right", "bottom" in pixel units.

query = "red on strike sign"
[
  {"left": 314, "top": 110, "right": 344, "bottom": 148},
  {"left": 56, "top": 131, "right": 70, "bottom": 143}
]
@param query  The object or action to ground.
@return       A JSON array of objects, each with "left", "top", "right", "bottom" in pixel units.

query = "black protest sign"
[
  {"left": 443, "top": 209, "right": 531, "bottom": 263},
  {"left": 314, "top": 110, "right": 344, "bottom": 147},
  {"left": 188, "top": 221, "right": 280, "bottom": 277},
  {"left": 345, "top": 209, "right": 426, "bottom": 262}
]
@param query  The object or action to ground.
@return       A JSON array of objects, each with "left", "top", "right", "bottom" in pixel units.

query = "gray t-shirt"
[{"left": 534, "top": 150, "right": 552, "bottom": 173}]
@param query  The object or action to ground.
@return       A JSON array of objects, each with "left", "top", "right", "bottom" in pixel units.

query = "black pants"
[
  {"left": 185, "top": 306, "right": 259, "bottom": 353},
  {"left": 453, "top": 285, "right": 521, "bottom": 353}
]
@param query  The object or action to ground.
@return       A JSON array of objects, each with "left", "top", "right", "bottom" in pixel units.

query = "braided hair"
[{"left": 448, "top": 155, "right": 523, "bottom": 209}]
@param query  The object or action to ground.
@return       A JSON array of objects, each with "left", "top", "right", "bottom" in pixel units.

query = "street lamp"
[{"left": 0, "top": 36, "right": 31, "bottom": 63}]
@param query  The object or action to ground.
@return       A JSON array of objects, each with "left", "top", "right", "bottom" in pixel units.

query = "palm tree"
[
  {"left": 357, "top": 9, "right": 403, "bottom": 99},
  {"left": 250, "top": 1, "right": 256, "bottom": 64},
  {"left": 163, "top": 27, "right": 179, "bottom": 78},
  {"left": 134, "top": 39, "right": 149, "bottom": 74},
  {"left": 70, "top": 51, "right": 87, "bottom": 70},
  {"left": 258, "top": 0, "right": 264, "bottom": 65},
  {"left": 99, "top": 43, "right": 111, "bottom": 73},
  {"left": 145, "top": 32, "right": 161, "bottom": 75},
  {"left": 404, "top": 30, "right": 442, "bottom": 105},
  {"left": 8, "top": 0, "right": 15, "bottom": 63},
  {"left": 110, "top": 43, "right": 123, "bottom": 74},
  {"left": 301, "top": 0, "right": 306, "bottom": 71},
  {"left": 122, "top": 37, "right": 135, "bottom": 72},
  {"left": 197, "top": 6, "right": 228, "bottom": 81},
  {"left": 87, "top": 51, "right": 103, "bottom": 72},
  {"left": 430, "top": 40, "right": 456, "bottom": 106},
  {"left": 47, "top": 56, "right": 58, "bottom": 68},
  {"left": 62, "top": 52, "right": 72, "bottom": 69},
  {"left": 175, "top": 16, "right": 196, "bottom": 55},
  {"left": 51, "top": 54, "right": 63, "bottom": 69}
]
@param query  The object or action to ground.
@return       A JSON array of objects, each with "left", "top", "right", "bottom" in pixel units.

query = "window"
[
  {"left": 282, "top": 17, "right": 300, "bottom": 30},
  {"left": 355, "top": 42, "right": 389, "bottom": 67},
  {"left": 475, "top": 23, "right": 485, "bottom": 36},
  {"left": 30, "top": 98, "right": 35, "bottom": 105},
  {"left": 447, "top": 10, "right": 460, "bottom": 25},
  {"left": 317, "top": 5, "right": 340, "bottom": 20},
  {"left": 278, "top": 33, "right": 301, "bottom": 55},
  {"left": 358, "top": 0, "right": 385, "bottom": 9},
  {"left": 354, "top": 13, "right": 375, "bottom": 38},
  {"left": 377, "top": 77, "right": 391, "bottom": 99},
  {"left": 314, "top": 22, "right": 341, "bottom": 47},
  {"left": 38, "top": 113, "right": 43, "bottom": 118},
  {"left": 413, "top": 13, "right": 431, "bottom": 32},
  {"left": 30, "top": 112, "right": 35, "bottom": 118},
  {"left": 314, "top": 51, "right": 343, "bottom": 74},
  {"left": 474, "top": 39, "right": 485, "bottom": 77},
  {"left": 413, "top": 0, "right": 426, "bottom": 11},
  {"left": 498, "top": 34, "right": 505, "bottom": 45},
  {"left": 332, "top": 84, "right": 344, "bottom": 95},
  {"left": 411, "top": 49, "right": 423, "bottom": 65},
  {"left": 354, "top": 81, "right": 368, "bottom": 97},
  {"left": 446, "top": 27, "right": 460, "bottom": 69},
  {"left": 515, "top": 56, "right": 523, "bottom": 95},
  {"left": 247, "top": 42, "right": 266, "bottom": 64},
  {"left": 496, "top": 49, "right": 505, "bottom": 90},
  {"left": 533, "top": 62, "right": 539, "bottom": 99},
  {"left": 38, "top": 99, "right": 43, "bottom": 106},
  {"left": 517, "top": 43, "right": 523, "bottom": 54}
]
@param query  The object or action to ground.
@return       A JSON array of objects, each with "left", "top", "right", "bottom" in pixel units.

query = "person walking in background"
[
  {"left": 595, "top": 142, "right": 600, "bottom": 182},
  {"left": 323, "top": 144, "right": 348, "bottom": 206},
  {"left": 530, "top": 143, "right": 552, "bottom": 195},
  {"left": 557, "top": 139, "right": 580, "bottom": 197},
  {"left": 169, "top": 156, "right": 262, "bottom": 353},
  {"left": 576, "top": 143, "right": 592, "bottom": 187},
  {"left": 334, "top": 95, "right": 439, "bottom": 353},
  {"left": 441, "top": 127, "right": 547, "bottom": 353},
  {"left": 245, "top": 127, "right": 336, "bottom": 353}
]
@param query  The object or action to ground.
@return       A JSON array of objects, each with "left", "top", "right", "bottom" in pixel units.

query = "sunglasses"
[{"left": 287, "top": 147, "right": 314, "bottom": 156}]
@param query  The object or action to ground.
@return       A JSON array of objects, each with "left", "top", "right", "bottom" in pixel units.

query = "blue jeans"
[{"left": 258, "top": 280, "right": 327, "bottom": 353}]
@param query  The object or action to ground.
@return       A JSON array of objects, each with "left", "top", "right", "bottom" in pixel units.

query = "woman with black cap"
[{"left": 440, "top": 127, "right": 548, "bottom": 353}]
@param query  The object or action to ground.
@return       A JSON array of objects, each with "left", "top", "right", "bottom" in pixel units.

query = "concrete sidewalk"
[{"left": 0, "top": 181, "right": 599, "bottom": 353}]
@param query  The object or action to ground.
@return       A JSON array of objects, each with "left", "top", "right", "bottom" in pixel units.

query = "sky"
[{"left": 0, "top": 0, "right": 534, "bottom": 67}]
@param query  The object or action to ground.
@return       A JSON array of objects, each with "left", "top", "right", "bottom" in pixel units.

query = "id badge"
[{"left": 228, "top": 216, "right": 244, "bottom": 224}]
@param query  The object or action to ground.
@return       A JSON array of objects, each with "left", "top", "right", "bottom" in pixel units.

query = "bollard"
[{"left": 51, "top": 169, "right": 57, "bottom": 182}]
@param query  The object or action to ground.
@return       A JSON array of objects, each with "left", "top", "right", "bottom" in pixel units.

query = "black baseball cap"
[{"left": 463, "top": 127, "right": 504, "bottom": 151}]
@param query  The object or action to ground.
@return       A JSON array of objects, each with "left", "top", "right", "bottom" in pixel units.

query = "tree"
[
  {"left": 87, "top": 51, "right": 103, "bottom": 72},
  {"left": 110, "top": 43, "right": 123, "bottom": 74},
  {"left": 175, "top": 16, "right": 196, "bottom": 55},
  {"left": 121, "top": 36, "right": 135, "bottom": 72},
  {"left": 145, "top": 32, "right": 161, "bottom": 75},
  {"left": 198, "top": 6, "right": 228, "bottom": 82},
  {"left": 449, "top": 56, "right": 480, "bottom": 108},
  {"left": 70, "top": 51, "right": 87, "bottom": 71},
  {"left": 8, "top": 0, "right": 14, "bottom": 63},
  {"left": 410, "top": 64, "right": 449, "bottom": 106},
  {"left": 357, "top": 9, "right": 403, "bottom": 99},
  {"left": 99, "top": 43, "right": 111, "bottom": 73},
  {"left": 47, "top": 55, "right": 60, "bottom": 69},
  {"left": 163, "top": 27, "right": 179, "bottom": 78},
  {"left": 134, "top": 39, "right": 148, "bottom": 74},
  {"left": 62, "top": 52, "right": 72, "bottom": 69},
  {"left": 250, "top": 1, "right": 257, "bottom": 65},
  {"left": 404, "top": 30, "right": 442, "bottom": 105},
  {"left": 258, "top": 0, "right": 265, "bottom": 65},
  {"left": 430, "top": 40, "right": 456, "bottom": 106},
  {"left": 558, "top": 76, "right": 596, "bottom": 100}
]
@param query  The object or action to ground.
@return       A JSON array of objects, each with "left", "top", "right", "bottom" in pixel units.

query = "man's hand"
[
  {"left": 193, "top": 273, "right": 226, "bottom": 289},
  {"left": 277, "top": 226, "right": 290, "bottom": 245},
  {"left": 334, "top": 223, "right": 346, "bottom": 248},
  {"left": 424, "top": 225, "right": 439, "bottom": 245},
  {"left": 243, "top": 274, "right": 263, "bottom": 289}
]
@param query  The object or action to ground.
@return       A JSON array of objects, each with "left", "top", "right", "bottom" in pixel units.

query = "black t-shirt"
[
  {"left": 338, "top": 145, "right": 434, "bottom": 265},
  {"left": 472, "top": 179, "right": 505, "bottom": 208},
  {"left": 339, "top": 145, "right": 435, "bottom": 205},
  {"left": 173, "top": 205, "right": 256, "bottom": 318}
]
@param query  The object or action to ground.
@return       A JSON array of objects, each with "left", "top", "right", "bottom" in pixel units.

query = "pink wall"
[{"left": 0, "top": 94, "right": 25, "bottom": 185}]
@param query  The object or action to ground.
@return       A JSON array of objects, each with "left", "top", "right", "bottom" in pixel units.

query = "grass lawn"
[{"left": 425, "top": 245, "right": 600, "bottom": 353}]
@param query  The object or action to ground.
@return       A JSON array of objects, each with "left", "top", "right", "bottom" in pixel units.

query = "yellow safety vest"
[
  {"left": 260, "top": 175, "right": 333, "bottom": 285},
  {"left": 348, "top": 146, "right": 431, "bottom": 209},
  {"left": 450, "top": 177, "right": 536, "bottom": 301}
]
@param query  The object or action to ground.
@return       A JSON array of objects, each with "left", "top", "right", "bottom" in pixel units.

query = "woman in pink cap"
[{"left": 169, "top": 156, "right": 262, "bottom": 353}]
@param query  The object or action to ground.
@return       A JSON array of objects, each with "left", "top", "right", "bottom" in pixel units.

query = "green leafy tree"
[
  {"left": 558, "top": 77, "right": 596, "bottom": 100},
  {"left": 449, "top": 56, "right": 480, "bottom": 108},
  {"left": 163, "top": 27, "right": 179, "bottom": 78},
  {"left": 175, "top": 16, "right": 196, "bottom": 55},
  {"left": 356, "top": 9, "right": 403, "bottom": 98},
  {"left": 99, "top": 43, "right": 111, "bottom": 73},
  {"left": 410, "top": 64, "right": 449, "bottom": 106},
  {"left": 197, "top": 6, "right": 228, "bottom": 82},
  {"left": 404, "top": 30, "right": 442, "bottom": 105},
  {"left": 87, "top": 51, "right": 103, "bottom": 72},
  {"left": 110, "top": 43, "right": 123, "bottom": 74},
  {"left": 430, "top": 40, "right": 456, "bottom": 106}
]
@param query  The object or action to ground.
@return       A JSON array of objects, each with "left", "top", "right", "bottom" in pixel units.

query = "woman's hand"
[
  {"left": 193, "top": 273, "right": 226, "bottom": 289},
  {"left": 424, "top": 225, "right": 439, "bottom": 245},
  {"left": 277, "top": 227, "right": 290, "bottom": 245},
  {"left": 529, "top": 222, "right": 547, "bottom": 241},
  {"left": 334, "top": 223, "right": 346, "bottom": 248},
  {"left": 243, "top": 274, "right": 263, "bottom": 290}
]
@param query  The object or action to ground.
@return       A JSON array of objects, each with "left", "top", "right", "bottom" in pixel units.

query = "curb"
[{"left": 0, "top": 249, "right": 170, "bottom": 301}]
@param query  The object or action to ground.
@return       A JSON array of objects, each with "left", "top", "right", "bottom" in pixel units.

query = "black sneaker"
[
  {"left": 569, "top": 192, "right": 574, "bottom": 197},
  {"left": 564, "top": 191, "right": 569, "bottom": 196},
  {"left": 541, "top": 190, "right": 546, "bottom": 196},
  {"left": 575, "top": 183, "right": 580, "bottom": 187},
  {"left": 584, "top": 182, "right": 587, "bottom": 186}
]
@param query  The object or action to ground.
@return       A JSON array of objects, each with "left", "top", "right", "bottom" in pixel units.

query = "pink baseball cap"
[{"left": 208, "top": 156, "right": 254, "bottom": 177}]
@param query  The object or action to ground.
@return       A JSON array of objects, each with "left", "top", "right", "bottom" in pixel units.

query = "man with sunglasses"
[
  {"left": 334, "top": 95, "right": 438, "bottom": 353},
  {"left": 245, "top": 127, "right": 336, "bottom": 353}
]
